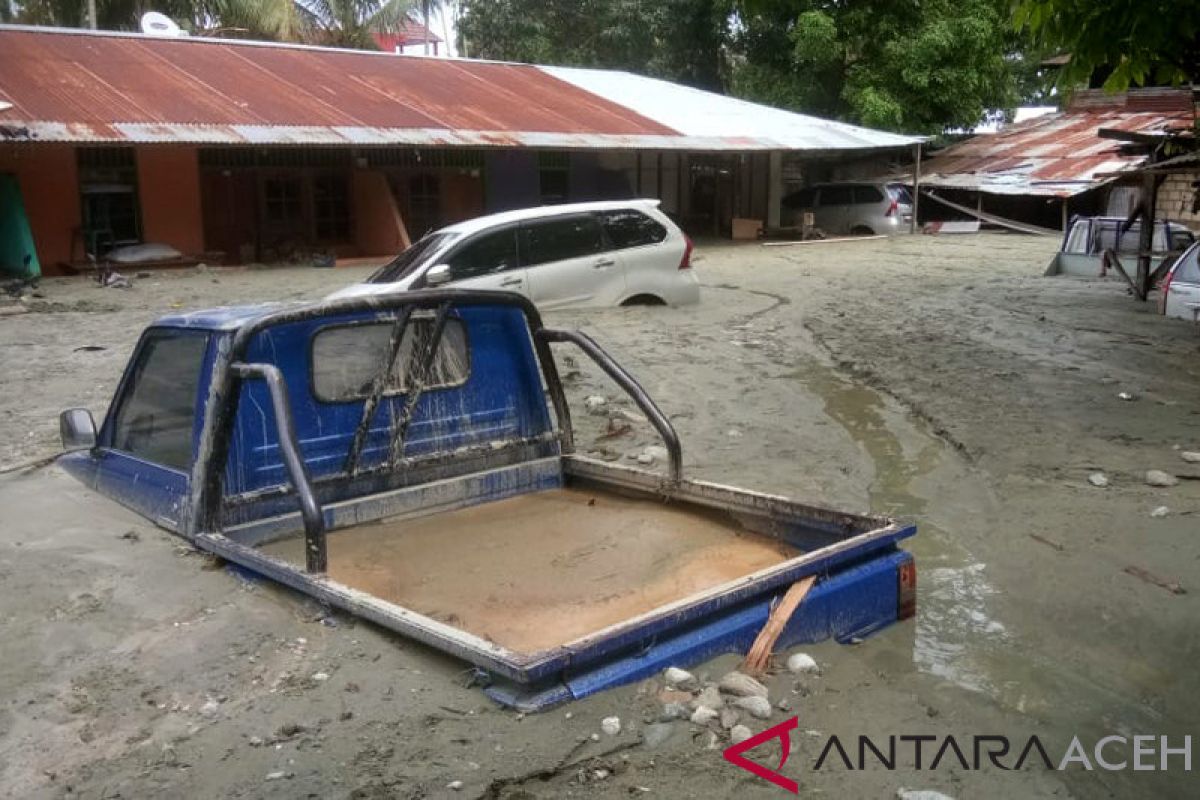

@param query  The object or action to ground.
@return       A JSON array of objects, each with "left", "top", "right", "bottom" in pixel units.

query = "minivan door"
[
  {"left": 520, "top": 214, "right": 622, "bottom": 309},
  {"left": 433, "top": 226, "right": 527, "bottom": 296}
]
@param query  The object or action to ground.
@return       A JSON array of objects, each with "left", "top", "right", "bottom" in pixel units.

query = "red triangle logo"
[{"left": 722, "top": 715, "right": 799, "bottom": 793}]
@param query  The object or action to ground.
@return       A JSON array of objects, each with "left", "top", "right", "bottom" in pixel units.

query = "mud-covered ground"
[{"left": 1, "top": 233, "right": 1198, "bottom": 799}]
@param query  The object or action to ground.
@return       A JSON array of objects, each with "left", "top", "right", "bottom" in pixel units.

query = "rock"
[
  {"left": 897, "top": 790, "right": 955, "bottom": 800},
  {"left": 659, "top": 702, "right": 690, "bottom": 722},
  {"left": 265, "top": 771, "right": 287, "bottom": 781},
  {"left": 198, "top": 697, "right": 220, "bottom": 717},
  {"left": 663, "top": 667, "right": 697, "bottom": 691},
  {"left": 643, "top": 445, "right": 669, "bottom": 462},
  {"left": 312, "top": 671, "right": 330, "bottom": 682},
  {"left": 1180, "top": 451, "right": 1200, "bottom": 464},
  {"left": 1087, "top": 472, "right": 1109, "bottom": 488},
  {"left": 447, "top": 780, "right": 464, "bottom": 790},
  {"left": 584, "top": 395, "right": 607, "bottom": 415},
  {"left": 719, "top": 707, "right": 740, "bottom": 729},
  {"left": 635, "top": 452, "right": 655, "bottom": 465},
  {"left": 1145, "top": 470, "right": 1179, "bottom": 488},
  {"left": 657, "top": 688, "right": 693, "bottom": 705},
  {"left": 726, "top": 429, "right": 743, "bottom": 438},
  {"left": 248, "top": 736, "right": 264, "bottom": 747},
  {"left": 691, "top": 685, "right": 724, "bottom": 710},
  {"left": 601, "top": 716, "right": 621, "bottom": 736},
  {"left": 689, "top": 706, "right": 719, "bottom": 726},
  {"left": 732, "top": 695, "right": 772, "bottom": 720},
  {"left": 1150, "top": 506, "right": 1170, "bottom": 518},
  {"left": 642, "top": 722, "right": 676, "bottom": 748},
  {"left": 1117, "top": 392, "right": 1136, "bottom": 401},
  {"left": 729, "top": 725, "right": 753, "bottom": 745},
  {"left": 718, "top": 671, "right": 768, "bottom": 699},
  {"left": 786, "top": 653, "right": 819, "bottom": 674}
]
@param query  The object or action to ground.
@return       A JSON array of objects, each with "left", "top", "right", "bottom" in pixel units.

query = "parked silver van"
[{"left": 782, "top": 182, "right": 914, "bottom": 236}]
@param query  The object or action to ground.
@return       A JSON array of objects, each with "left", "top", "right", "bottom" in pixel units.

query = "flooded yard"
[{"left": 2, "top": 232, "right": 1197, "bottom": 797}]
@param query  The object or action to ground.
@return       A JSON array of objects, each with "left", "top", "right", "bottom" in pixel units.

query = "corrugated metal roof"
[
  {"left": 921, "top": 92, "right": 1195, "bottom": 197},
  {"left": 0, "top": 25, "right": 919, "bottom": 152},
  {"left": 541, "top": 66, "right": 918, "bottom": 151}
]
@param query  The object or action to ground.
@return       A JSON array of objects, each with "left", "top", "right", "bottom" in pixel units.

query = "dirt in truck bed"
[
  {"left": 262, "top": 487, "right": 796, "bottom": 653},
  {"left": 3, "top": 233, "right": 1199, "bottom": 798}
]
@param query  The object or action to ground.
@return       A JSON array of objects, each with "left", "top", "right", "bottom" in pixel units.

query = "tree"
[
  {"left": 294, "top": 0, "right": 413, "bottom": 48},
  {"left": 730, "top": 0, "right": 1025, "bottom": 133},
  {"left": 1014, "top": 0, "right": 1200, "bottom": 91},
  {"left": 457, "top": 0, "right": 731, "bottom": 91}
]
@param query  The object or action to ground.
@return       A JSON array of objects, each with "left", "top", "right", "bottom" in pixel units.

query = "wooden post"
[
  {"left": 635, "top": 152, "right": 642, "bottom": 196},
  {"left": 910, "top": 141, "right": 922, "bottom": 234},
  {"left": 1135, "top": 173, "right": 1157, "bottom": 301},
  {"left": 1061, "top": 197, "right": 1069, "bottom": 232}
]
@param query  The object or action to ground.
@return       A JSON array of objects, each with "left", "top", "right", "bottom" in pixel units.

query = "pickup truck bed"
[
  {"left": 57, "top": 289, "right": 916, "bottom": 710},
  {"left": 261, "top": 486, "right": 797, "bottom": 653}
]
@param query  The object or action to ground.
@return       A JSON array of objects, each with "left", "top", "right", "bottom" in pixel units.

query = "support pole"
[
  {"left": 1062, "top": 197, "right": 1069, "bottom": 232},
  {"left": 1135, "top": 173, "right": 1159, "bottom": 301},
  {"left": 910, "top": 141, "right": 922, "bottom": 234},
  {"left": 87, "top": 0, "right": 98, "bottom": 28}
]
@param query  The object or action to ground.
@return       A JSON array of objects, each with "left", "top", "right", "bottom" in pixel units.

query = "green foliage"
[
  {"left": 9, "top": 0, "right": 415, "bottom": 45},
  {"left": 458, "top": 0, "right": 731, "bottom": 90},
  {"left": 1014, "top": 0, "right": 1200, "bottom": 91},
  {"left": 731, "top": 0, "right": 1024, "bottom": 133}
]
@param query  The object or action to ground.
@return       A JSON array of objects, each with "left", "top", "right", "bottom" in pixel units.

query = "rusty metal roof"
[
  {"left": 921, "top": 91, "right": 1195, "bottom": 197},
  {"left": 0, "top": 25, "right": 918, "bottom": 152}
]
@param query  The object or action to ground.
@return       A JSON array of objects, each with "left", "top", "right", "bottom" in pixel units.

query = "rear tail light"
[
  {"left": 897, "top": 559, "right": 917, "bottom": 620},
  {"left": 885, "top": 199, "right": 899, "bottom": 217},
  {"left": 1159, "top": 262, "right": 1176, "bottom": 314},
  {"left": 679, "top": 234, "right": 694, "bottom": 270}
]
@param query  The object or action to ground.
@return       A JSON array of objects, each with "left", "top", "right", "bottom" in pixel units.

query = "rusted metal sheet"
[
  {"left": 921, "top": 92, "right": 1194, "bottom": 197},
  {"left": 0, "top": 25, "right": 920, "bottom": 152}
]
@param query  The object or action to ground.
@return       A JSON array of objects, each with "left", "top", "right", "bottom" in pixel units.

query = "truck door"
[
  {"left": 93, "top": 328, "right": 210, "bottom": 529},
  {"left": 521, "top": 214, "right": 621, "bottom": 309},
  {"left": 1165, "top": 245, "right": 1200, "bottom": 322}
]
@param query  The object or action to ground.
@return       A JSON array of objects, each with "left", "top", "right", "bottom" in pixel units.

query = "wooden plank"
[
  {"left": 920, "top": 190, "right": 1061, "bottom": 236},
  {"left": 742, "top": 575, "right": 817, "bottom": 675},
  {"left": 762, "top": 234, "right": 886, "bottom": 247}
]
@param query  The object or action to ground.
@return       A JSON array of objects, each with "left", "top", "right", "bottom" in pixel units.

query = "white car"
[
  {"left": 330, "top": 200, "right": 699, "bottom": 309},
  {"left": 1160, "top": 240, "right": 1200, "bottom": 324}
]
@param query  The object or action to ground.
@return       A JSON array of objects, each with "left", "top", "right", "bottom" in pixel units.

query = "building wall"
[
  {"left": 137, "top": 147, "right": 205, "bottom": 255},
  {"left": 485, "top": 151, "right": 540, "bottom": 212},
  {"left": 440, "top": 172, "right": 485, "bottom": 224},
  {"left": 1157, "top": 171, "right": 1200, "bottom": 229},
  {"left": 353, "top": 168, "right": 409, "bottom": 257},
  {"left": 0, "top": 144, "right": 80, "bottom": 275}
]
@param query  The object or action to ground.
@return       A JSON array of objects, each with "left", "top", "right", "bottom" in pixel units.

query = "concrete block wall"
[{"left": 1157, "top": 171, "right": 1200, "bottom": 229}]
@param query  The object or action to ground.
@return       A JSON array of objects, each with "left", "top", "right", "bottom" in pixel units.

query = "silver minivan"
[{"left": 782, "top": 182, "right": 914, "bottom": 236}]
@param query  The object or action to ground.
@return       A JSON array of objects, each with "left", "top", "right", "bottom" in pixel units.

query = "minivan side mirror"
[
  {"left": 60, "top": 408, "right": 97, "bottom": 451},
  {"left": 425, "top": 264, "right": 452, "bottom": 287}
]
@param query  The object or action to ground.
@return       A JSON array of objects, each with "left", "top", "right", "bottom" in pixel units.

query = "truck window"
[
  {"left": 600, "top": 210, "right": 667, "bottom": 249},
  {"left": 1175, "top": 247, "right": 1200, "bottom": 284},
  {"left": 311, "top": 317, "right": 469, "bottom": 402},
  {"left": 109, "top": 330, "right": 208, "bottom": 471},
  {"left": 520, "top": 216, "right": 604, "bottom": 267},
  {"left": 444, "top": 228, "right": 518, "bottom": 281}
]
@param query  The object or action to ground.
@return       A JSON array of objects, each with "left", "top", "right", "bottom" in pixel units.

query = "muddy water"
[
  {"left": 781, "top": 353, "right": 1045, "bottom": 704},
  {"left": 261, "top": 487, "right": 796, "bottom": 653}
]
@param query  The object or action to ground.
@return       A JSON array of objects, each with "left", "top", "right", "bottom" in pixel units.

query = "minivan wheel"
[
  {"left": 850, "top": 225, "right": 875, "bottom": 236},
  {"left": 621, "top": 294, "right": 667, "bottom": 306}
]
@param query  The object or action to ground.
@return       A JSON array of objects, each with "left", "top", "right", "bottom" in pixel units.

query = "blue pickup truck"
[{"left": 57, "top": 289, "right": 916, "bottom": 710}]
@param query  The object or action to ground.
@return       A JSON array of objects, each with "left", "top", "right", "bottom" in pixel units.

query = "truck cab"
[{"left": 59, "top": 290, "right": 916, "bottom": 710}]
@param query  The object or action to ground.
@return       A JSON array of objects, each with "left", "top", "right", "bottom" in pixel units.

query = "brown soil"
[{"left": 262, "top": 488, "right": 796, "bottom": 653}]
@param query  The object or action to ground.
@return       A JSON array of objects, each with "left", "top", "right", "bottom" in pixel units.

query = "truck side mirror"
[
  {"left": 59, "top": 408, "right": 97, "bottom": 451},
  {"left": 425, "top": 264, "right": 452, "bottom": 287}
]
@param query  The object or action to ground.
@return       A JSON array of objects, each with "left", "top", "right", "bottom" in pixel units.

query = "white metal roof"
[{"left": 541, "top": 66, "right": 921, "bottom": 151}]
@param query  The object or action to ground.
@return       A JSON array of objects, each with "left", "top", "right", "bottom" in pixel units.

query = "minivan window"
[
  {"left": 444, "top": 228, "right": 518, "bottom": 281},
  {"left": 601, "top": 210, "right": 667, "bottom": 249},
  {"left": 312, "top": 317, "right": 469, "bottom": 402},
  {"left": 110, "top": 330, "right": 208, "bottom": 471},
  {"left": 369, "top": 233, "right": 453, "bottom": 284},
  {"left": 854, "top": 185, "right": 885, "bottom": 204},
  {"left": 520, "top": 216, "right": 604, "bottom": 267},
  {"left": 819, "top": 185, "right": 854, "bottom": 206},
  {"left": 1175, "top": 247, "right": 1200, "bottom": 284}
]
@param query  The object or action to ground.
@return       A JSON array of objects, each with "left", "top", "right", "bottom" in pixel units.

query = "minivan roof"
[{"left": 439, "top": 199, "right": 663, "bottom": 236}]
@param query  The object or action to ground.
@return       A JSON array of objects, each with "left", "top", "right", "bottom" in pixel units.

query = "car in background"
[
  {"left": 1045, "top": 216, "right": 1195, "bottom": 278},
  {"left": 329, "top": 200, "right": 699, "bottom": 310},
  {"left": 1160, "top": 240, "right": 1200, "bottom": 324},
  {"left": 781, "top": 181, "right": 913, "bottom": 236}
]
